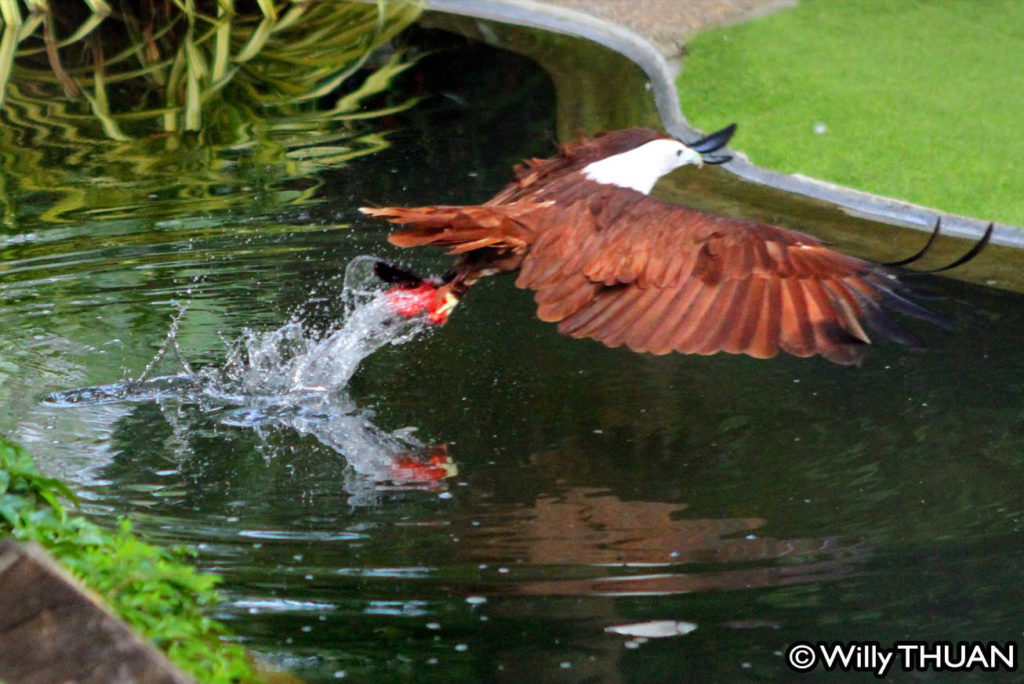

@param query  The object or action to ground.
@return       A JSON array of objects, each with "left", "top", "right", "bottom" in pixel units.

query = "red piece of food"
[
  {"left": 386, "top": 283, "right": 436, "bottom": 316},
  {"left": 385, "top": 283, "right": 449, "bottom": 324}
]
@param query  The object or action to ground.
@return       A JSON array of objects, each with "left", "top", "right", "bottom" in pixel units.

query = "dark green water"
[{"left": 3, "top": 26, "right": 1024, "bottom": 684}]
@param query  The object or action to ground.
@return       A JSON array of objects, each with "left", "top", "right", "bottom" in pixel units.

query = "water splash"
[{"left": 45, "top": 256, "right": 456, "bottom": 500}]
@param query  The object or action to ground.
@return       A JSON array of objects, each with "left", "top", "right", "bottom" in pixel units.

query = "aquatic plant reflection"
[{"left": 0, "top": 1, "right": 423, "bottom": 222}]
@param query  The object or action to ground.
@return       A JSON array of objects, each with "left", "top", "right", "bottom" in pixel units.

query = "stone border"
[
  {"left": 426, "top": 0, "right": 1022, "bottom": 249},
  {"left": 0, "top": 539, "right": 195, "bottom": 684}
]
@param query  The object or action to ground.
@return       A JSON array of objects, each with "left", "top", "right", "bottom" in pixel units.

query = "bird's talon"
[{"left": 428, "top": 292, "right": 459, "bottom": 324}]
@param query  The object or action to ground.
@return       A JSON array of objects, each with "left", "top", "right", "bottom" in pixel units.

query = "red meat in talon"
[{"left": 385, "top": 283, "right": 444, "bottom": 321}]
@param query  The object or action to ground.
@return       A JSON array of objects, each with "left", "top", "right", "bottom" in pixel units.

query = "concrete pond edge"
[{"left": 425, "top": 0, "right": 1023, "bottom": 249}]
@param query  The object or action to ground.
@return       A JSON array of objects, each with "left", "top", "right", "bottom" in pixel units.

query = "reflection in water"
[
  {"left": 0, "top": 2, "right": 423, "bottom": 224},
  {"left": 44, "top": 257, "right": 456, "bottom": 504},
  {"left": 453, "top": 486, "right": 861, "bottom": 597},
  {"left": 215, "top": 450, "right": 864, "bottom": 683},
  {"left": 199, "top": 442, "right": 865, "bottom": 682}
]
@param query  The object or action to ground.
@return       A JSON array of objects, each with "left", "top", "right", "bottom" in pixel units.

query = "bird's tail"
[{"left": 359, "top": 205, "right": 531, "bottom": 254}]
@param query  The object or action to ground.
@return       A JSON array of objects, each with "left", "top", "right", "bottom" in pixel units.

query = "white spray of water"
[
  {"left": 45, "top": 256, "right": 451, "bottom": 501},
  {"left": 217, "top": 256, "right": 428, "bottom": 398}
]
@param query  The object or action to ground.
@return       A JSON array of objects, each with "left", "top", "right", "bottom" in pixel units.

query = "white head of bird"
[{"left": 581, "top": 139, "right": 703, "bottom": 194}]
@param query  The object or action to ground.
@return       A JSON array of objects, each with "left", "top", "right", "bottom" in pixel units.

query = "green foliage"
[
  {"left": 677, "top": 0, "right": 1024, "bottom": 226},
  {"left": 0, "top": 436, "right": 258, "bottom": 684}
]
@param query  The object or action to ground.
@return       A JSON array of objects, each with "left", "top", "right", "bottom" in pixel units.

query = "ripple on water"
[{"left": 236, "top": 529, "right": 369, "bottom": 543}]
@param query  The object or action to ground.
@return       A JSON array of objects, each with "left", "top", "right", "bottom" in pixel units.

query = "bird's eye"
[{"left": 676, "top": 149, "right": 682, "bottom": 157}]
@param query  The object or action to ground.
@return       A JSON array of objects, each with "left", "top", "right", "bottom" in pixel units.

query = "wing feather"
[
  {"left": 373, "top": 176, "right": 941, "bottom": 364},
  {"left": 535, "top": 273, "right": 601, "bottom": 322},
  {"left": 665, "top": 281, "right": 729, "bottom": 352},
  {"left": 578, "top": 288, "right": 648, "bottom": 344},
  {"left": 560, "top": 286, "right": 633, "bottom": 339},
  {"left": 747, "top": 277, "right": 783, "bottom": 359},
  {"left": 623, "top": 285, "right": 684, "bottom": 352},
  {"left": 723, "top": 276, "right": 765, "bottom": 354},
  {"left": 638, "top": 279, "right": 705, "bottom": 355},
  {"left": 778, "top": 278, "right": 814, "bottom": 357},
  {"left": 691, "top": 278, "right": 746, "bottom": 355},
  {"left": 513, "top": 190, "right": 938, "bottom": 364},
  {"left": 600, "top": 286, "right": 665, "bottom": 348}
]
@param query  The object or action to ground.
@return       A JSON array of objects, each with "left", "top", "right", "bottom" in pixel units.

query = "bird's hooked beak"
[{"left": 684, "top": 123, "right": 736, "bottom": 165}]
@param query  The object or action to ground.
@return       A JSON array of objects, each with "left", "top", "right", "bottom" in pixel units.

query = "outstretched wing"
[{"left": 516, "top": 193, "right": 942, "bottom": 364}]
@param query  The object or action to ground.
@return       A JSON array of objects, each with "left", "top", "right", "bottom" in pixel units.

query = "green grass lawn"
[{"left": 677, "top": 0, "right": 1024, "bottom": 226}]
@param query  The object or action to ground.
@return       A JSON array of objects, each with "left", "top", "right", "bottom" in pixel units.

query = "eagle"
[{"left": 360, "top": 126, "right": 988, "bottom": 365}]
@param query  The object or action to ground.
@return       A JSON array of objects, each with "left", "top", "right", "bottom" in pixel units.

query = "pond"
[{"left": 3, "top": 13, "right": 1024, "bottom": 684}]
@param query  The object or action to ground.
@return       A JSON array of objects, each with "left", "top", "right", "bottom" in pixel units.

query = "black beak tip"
[{"left": 687, "top": 122, "right": 737, "bottom": 155}]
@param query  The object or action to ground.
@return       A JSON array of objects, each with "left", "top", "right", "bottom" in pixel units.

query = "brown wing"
[
  {"left": 362, "top": 204, "right": 535, "bottom": 254},
  {"left": 516, "top": 192, "right": 941, "bottom": 365}
]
